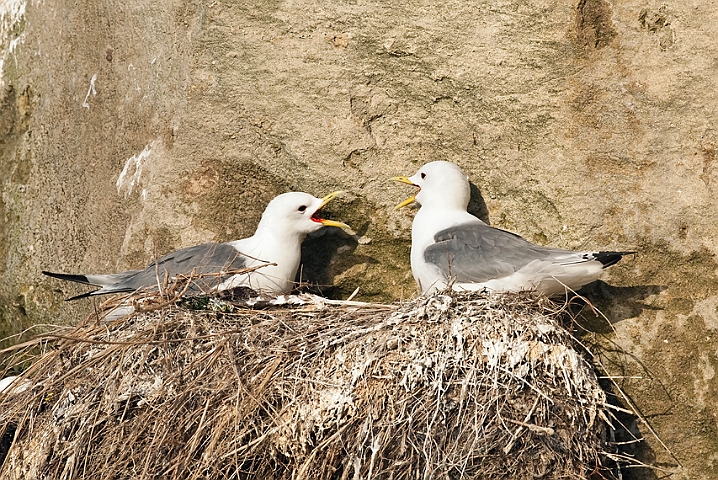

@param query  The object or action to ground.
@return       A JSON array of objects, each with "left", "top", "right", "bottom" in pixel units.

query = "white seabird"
[
  {"left": 43, "top": 191, "right": 349, "bottom": 299},
  {"left": 392, "top": 161, "right": 632, "bottom": 295}
]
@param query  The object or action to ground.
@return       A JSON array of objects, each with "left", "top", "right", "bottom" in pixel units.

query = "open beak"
[
  {"left": 312, "top": 191, "right": 351, "bottom": 229},
  {"left": 390, "top": 176, "right": 418, "bottom": 210}
]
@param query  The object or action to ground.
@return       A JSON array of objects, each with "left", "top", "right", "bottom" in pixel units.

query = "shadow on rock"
[
  {"left": 570, "top": 281, "right": 667, "bottom": 334},
  {"left": 599, "top": 392, "right": 662, "bottom": 480},
  {"left": 568, "top": 281, "right": 674, "bottom": 480},
  {"left": 298, "top": 221, "right": 376, "bottom": 299},
  {"left": 468, "top": 182, "right": 490, "bottom": 223}
]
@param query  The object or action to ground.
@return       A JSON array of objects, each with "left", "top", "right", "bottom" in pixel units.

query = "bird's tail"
[
  {"left": 42, "top": 271, "right": 95, "bottom": 286},
  {"left": 43, "top": 270, "right": 141, "bottom": 286},
  {"left": 43, "top": 271, "right": 141, "bottom": 301},
  {"left": 594, "top": 251, "right": 635, "bottom": 268},
  {"left": 42, "top": 271, "right": 103, "bottom": 301}
]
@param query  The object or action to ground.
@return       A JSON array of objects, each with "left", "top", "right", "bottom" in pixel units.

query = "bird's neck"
[
  {"left": 252, "top": 224, "right": 306, "bottom": 252},
  {"left": 416, "top": 189, "right": 470, "bottom": 212},
  {"left": 412, "top": 206, "right": 480, "bottom": 247}
]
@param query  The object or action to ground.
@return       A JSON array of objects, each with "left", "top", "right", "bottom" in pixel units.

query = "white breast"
[
  {"left": 410, "top": 207, "right": 483, "bottom": 294},
  {"left": 219, "top": 235, "right": 303, "bottom": 293}
]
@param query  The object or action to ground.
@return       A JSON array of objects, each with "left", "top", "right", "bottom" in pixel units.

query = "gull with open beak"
[{"left": 43, "top": 191, "right": 350, "bottom": 298}]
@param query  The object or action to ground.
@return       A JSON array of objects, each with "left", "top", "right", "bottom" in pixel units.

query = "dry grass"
[{"left": 0, "top": 289, "right": 626, "bottom": 479}]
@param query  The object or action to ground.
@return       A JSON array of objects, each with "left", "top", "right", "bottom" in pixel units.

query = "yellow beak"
[
  {"left": 320, "top": 219, "right": 350, "bottom": 228},
  {"left": 390, "top": 176, "right": 415, "bottom": 185},
  {"left": 390, "top": 176, "right": 418, "bottom": 210},
  {"left": 315, "top": 191, "right": 351, "bottom": 229},
  {"left": 318, "top": 190, "right": 343, "bottom": 209}
]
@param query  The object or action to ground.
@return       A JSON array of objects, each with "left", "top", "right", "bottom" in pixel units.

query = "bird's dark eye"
[
  {"left": 298, "top": 205, "right": 307, "bottom": 212},
  {"left": 420, "top": 172, "right": 426, "bottom": 179}
]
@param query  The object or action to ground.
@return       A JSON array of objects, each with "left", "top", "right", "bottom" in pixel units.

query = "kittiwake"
[
  {"left": 392, "top": 161, "right": 632, "bottom": 295},
  {"left": 43, "top": 191, "right": 349, "bottom": 299}
]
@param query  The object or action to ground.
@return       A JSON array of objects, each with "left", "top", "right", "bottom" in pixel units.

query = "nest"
[{"left": 0, "top": 290, "right": 618, "bottom": 479}]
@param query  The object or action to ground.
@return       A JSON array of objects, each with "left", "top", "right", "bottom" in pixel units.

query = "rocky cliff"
[{"left": 1, "top": 0, "right": 717, "bottom": 477}]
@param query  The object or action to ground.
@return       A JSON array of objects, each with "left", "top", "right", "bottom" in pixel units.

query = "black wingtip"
[
  {"left": 595, "top": 251, "right": 636, "bottom": 268},
  {"left": 43, "top": 271, "right": 101, "bottom": 301},
  {"left": 42, "top": 271, "right": 92, "bottom": 285},
  {"left": 64, "top": 291, "right": 100, "bottom": 301}
]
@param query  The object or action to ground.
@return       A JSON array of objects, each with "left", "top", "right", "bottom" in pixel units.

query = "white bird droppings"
[
  {"left": 81, "top": 73, "right": 97, "bottom": 108},
  {"left": 116, "top": 141, "right": 157, "bottom": 198},
  {"left": 0, "top": 0, "right": 27, "bottom": 88}
]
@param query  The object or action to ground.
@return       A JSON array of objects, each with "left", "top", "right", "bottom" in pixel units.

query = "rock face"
[{"left": 0, "top": 0, "right": 716, "bottom": 478}]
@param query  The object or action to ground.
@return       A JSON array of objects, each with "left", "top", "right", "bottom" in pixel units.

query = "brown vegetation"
[{"left": 0, "top": 288, "right": 640, "bottom": 479}]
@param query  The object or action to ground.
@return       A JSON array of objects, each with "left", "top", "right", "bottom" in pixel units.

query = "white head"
[
  {"left": 257, "top": 191, "right": 349, "bottom": 237},
  {"left": 393, "top": 161, "right": 471, "bottom": 211}
]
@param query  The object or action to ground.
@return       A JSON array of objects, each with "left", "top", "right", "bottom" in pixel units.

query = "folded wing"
[
  {"left": 44, "top": 242, "right": 249, "bottom": 299},
  {"left": 423, "top": 224, "right": 617, "bottom": 284}
]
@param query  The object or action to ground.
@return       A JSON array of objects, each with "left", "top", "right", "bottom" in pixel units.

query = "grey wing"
[
  {"left": 423, "top": 224, "right": 579, "bottom": 283},
  {"left": 101, "top": 242, "right": 248, "bottom": 295}
]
